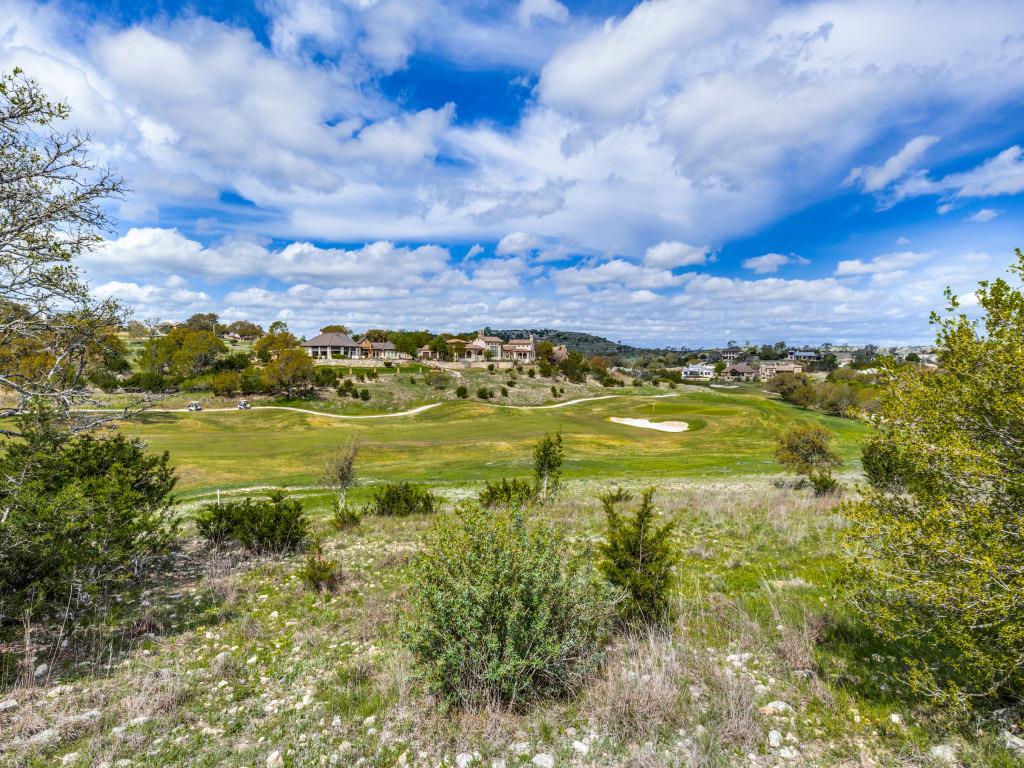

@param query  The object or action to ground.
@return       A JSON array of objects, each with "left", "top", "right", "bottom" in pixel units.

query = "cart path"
[{"left": 82, "top": 393, "right": 680, "bottom": 420}]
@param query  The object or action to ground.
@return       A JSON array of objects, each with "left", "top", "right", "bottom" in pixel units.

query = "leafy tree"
[
  {"left": 845, "top": 250, "right": 1024, "bottom": 709},
  {"left": 140, "top": 327, "right": 226, "bottom": 379},
  {"left": 211, "top": 371, "right": 241, "bottom": 396},
  {"left": 0, "top": 68, "right": 127, "bottom": 435},
  {"left": 533, "top": 433, "right": 563, "bottom": 498},
  {"left": 775, "top": 423, "right": 841, "bottom": 494},
  {"left": 558, "top": 350, "right": 589, "bottom": 383},
  {"left": 267, "top": 320, "right": 289, "bottom": 334},
  {"left": 226, "top": 320, "right": 263, "bottom": 339},
  {"left": 362, "top": 328, "right": 390, "bottom": 342},
  {"left": 904, "top": 351, "right": 920, "bottom": 363},
  {"left": 713, "top": 361, "right": 726, "bottom": 377},
  {"left": 254, "top": 330, "right": 299, "bottom": 362},
  {"left": 536, "top": 340, "right": 555, "bottom": 362},
  {"left": 263, "top": 348, "right": 314, "bottom": 397},
  {"left": 320, "top": 324, "right": 352, "bottom": 334},
  {"left": 184, "top": 312, "right": 219, "bottom": 333},
  {"left": 597, "top": 488, "right": 677, "bottom": 625},
  {"left": 429, "top": 335, "right": 450, "bottom": 359}
]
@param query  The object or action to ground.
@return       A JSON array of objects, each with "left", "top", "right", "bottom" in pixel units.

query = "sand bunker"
[{"left": 609, "top": 417, "right": 689, "bottom": 432}]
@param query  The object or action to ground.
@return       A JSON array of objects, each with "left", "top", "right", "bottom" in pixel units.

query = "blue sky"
[{"left": 4, "top": 0, "right": 1024, "bottom": 345}]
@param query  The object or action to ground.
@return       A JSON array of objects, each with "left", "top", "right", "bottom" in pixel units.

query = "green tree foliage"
[
  {"left": 321, "top": 441, "right": 358, "bottom": 507},
  {"left": 533, "top": 433, "right": 563, "bottom": 498},
  {"left": 225, "top": 320, "right": 264, "bottom": 339},
  {"left": 194, "top": 491, "right": 308, "bottom": 552},
  {"left": 844, "top": 250, "right": 1024, "bottom": 709},
  {"left": 262, "top": 348, "right": 314, "bottom": 397},
  {"left": 0, "top": 416, "right": 178, "bottom": 624},
  {"left": 558, "top": 350, "right": 589, "bottom": 382},
  {"left": 597, "top": 488, "right": 677, "bottom": 625},
  {"left": 405, "top": 504, "right": 618, "bottom": 708},
  {"left": 299, "top": 540, "right": 342, "bottom": 593},
  {"left": 254, "top": 329, "right": 299, "bottom": 362},
  {"left": 320, "top": 324, "right": 352, "bottom": 334},
  {"left": 140, "top": 327, "right": 227, "bottom": 379},
  {"left": 184, "top": 312, "right": 220, "bottom": 333},
  {"left": 211, "top": 371, "right": 240, "bottom": 396},
  {"left": 775, "top": 423, "right": 842, "bottom": 494}
]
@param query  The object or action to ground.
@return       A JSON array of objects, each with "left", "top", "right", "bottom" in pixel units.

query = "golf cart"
[
  {"left": 237, "top": 399, "right": 251, "bottom": 410},
  {"left": 187, "top": 401, "right": 202, "bottom": 412}
]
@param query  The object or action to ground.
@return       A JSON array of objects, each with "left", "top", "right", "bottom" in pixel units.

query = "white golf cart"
[
  {"left": 186, "top": 401, "right": 202, "bottom": 412},
  {"left": 237, "top": 399, "right": 251, "bottom": 410}
]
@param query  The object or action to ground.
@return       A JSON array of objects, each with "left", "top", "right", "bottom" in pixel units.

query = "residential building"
[
  {"left": 683, "top": 362, "right": 716, "bottom": 379},
  {"left": 359, "top": 338, "right": 402, "bottom": 359},
  {"left": 723, "top": 362, "right": 756, "bottom": 381},
  {"left": 721, "top": 346, "right": 742, "bottom": 361},
  {"left": 301, "top": 331, "right": 362, "bottom": 359},
  {"left": 760, "top": 361, "right": 804, "bottom": 380},
  {"left": 501, "top": 336, "right": 537, "bottom": 362},
  {"left": 787, "top": 349, "right": 819, "bottom": 362}
]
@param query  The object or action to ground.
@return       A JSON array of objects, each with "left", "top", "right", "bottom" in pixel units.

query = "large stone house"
[
  {"left": 417, "top": 332, "right": 537, "bottom": 363},
  {"left": 359, "top": 338, "right": 403, "bottom": 360},
  {"left": 723, "top": 362, "right": 757, "bottom": 381}
]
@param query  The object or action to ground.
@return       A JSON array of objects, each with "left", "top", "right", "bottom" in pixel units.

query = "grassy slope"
[
  {"left": 118, "top": 388, "right": 867, "bottom": 496},
  {"left": 3, "top": 484, "right": 1017, "bottom": 768}
]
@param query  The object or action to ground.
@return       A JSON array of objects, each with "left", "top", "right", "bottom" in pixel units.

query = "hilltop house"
[
  {"left": 301, "top": 331, "right": 362, "bottom": 359},
  {"left": 721, "top": 347, "right": 742, "bottom": 361},
  {"left": 787, "top": 349, "right": 819, "bottom": 362}
]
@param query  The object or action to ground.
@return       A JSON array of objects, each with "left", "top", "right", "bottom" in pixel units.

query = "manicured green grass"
[{"left": 120, "top": 388, "right": 867, "bottom": 495}]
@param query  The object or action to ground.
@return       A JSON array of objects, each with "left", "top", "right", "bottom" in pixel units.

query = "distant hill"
[{"left": 483, "top": 328, "right": 675, "bottom": 358}]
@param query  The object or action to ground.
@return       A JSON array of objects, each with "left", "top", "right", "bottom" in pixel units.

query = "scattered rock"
[
  {"left": 34, "top": 662, "right": 48, "bottom": 678},
  {"left": 60, "top": 752, "right": 79, "bottom": 766},
  {"left": 28, "top": 727, "right": 58, "bottom": 747},
  {"left": 929, "top": 744, "right": 957, "bottom": 764},
  {"left": 888, "top": 713, "right": 904, "bottom": 726},
  {"left": 1002, "top": 731, "right": 1024, "bottom": 757},
  {"left": 362, "top": 715, "right": 376, "bottom": 728},
  {"left": 759, "top": 701, "right": 791, "bottom": 716},
  {"left": 456, "top": 752, "right": 475, "bottom": 768},
  {"left": 531, "top": 754, "right": 554, "bottom": 768},
  {"left": 0, "top": 699, "right": 17, "bottom": 712},
  {"left": 768, "top": 730, "right": 783, "bottom": 749},
  {"left": 572, "top": 740, "right": 589, "bottom": 756},
  {"left": 779, "top": 746, "right": 800, "bottom": 761},
  {"left": 266, "top": 750, "right": 284, "bottom": 768},
  {"left": 509, "top": 742, "right": 530, "bottom": 756}
]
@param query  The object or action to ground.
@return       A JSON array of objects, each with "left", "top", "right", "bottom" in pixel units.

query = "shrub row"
[{"left": 194, "top": 491, "right": 308, "bottom": 552}]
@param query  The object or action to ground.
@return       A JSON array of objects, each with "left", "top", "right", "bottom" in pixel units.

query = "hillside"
[{"left": 483, "top": 328, "right": 677, "bottom": 357}]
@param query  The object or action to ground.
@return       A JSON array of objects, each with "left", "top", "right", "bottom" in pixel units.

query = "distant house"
[
  {"left": 760, "top": 361, "right": 804, "bottom": 380},
  {"left": 301, "top": 331, "right": 361, "bottom": 359},
  {"left": 723, "top": 362, "right": 756, "bottom": 381},
  {"left": 359, "top": 338, "right": 402, "bottom": 360},
  {"left": 787, "top": 349, "right": 819, "bottom": 362},
  {"left": 721, "top": 347, "right": 742, "bottom": 361},
  {"left": 422, "top": 333, "right": 537, "bottom": 363},
  {"left": 683, "top": 362, "right": 716, "bottom": 379}
]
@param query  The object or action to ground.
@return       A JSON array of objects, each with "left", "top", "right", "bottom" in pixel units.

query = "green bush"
[
  {"left": 597, "top": 488, "right": 678, "bottom": 625},
  {"left": 0, "top": 423, "right": 178, "bottom": 625},
  {"left": 195, "top": 491, "right": 308, "bottom": 552},
  {"left": 332, "top": 503, "right": 362, "bottom": 530},
  {"left": 367, "top": 482, "right": 439, "bottom": 517},
  {"left": 478, "top": 478, "right": 537, "bottom": 510},
  {"left": 360, "top": 388, "right": 370, "bottom": 401},
  {"left": 299, "top": 541, "right": 343, "bottom": 593},
  {"left": 844, "top": 250, "right": 1024, "bottom": 709},
  {"left": 476, "top": 386, "right": 492, "bottom": 400},
  {"left": 405, "top": 504, "right": 618, "bottom": 708},
  {"left": 455, "top": 385, "right": 468, "bottom": 399}
]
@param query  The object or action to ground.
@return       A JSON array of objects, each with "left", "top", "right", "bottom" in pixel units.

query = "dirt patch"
[{"left": 609, "top": 417, "right": 689, "bottom": 432}]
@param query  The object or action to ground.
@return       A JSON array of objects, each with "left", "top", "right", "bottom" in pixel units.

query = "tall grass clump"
[
  {"left": 405, "top": 504, "right": 619, "bottom": 709},
  {"left": 477, "top": 477, "right": 537, "bottom": 510}
]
